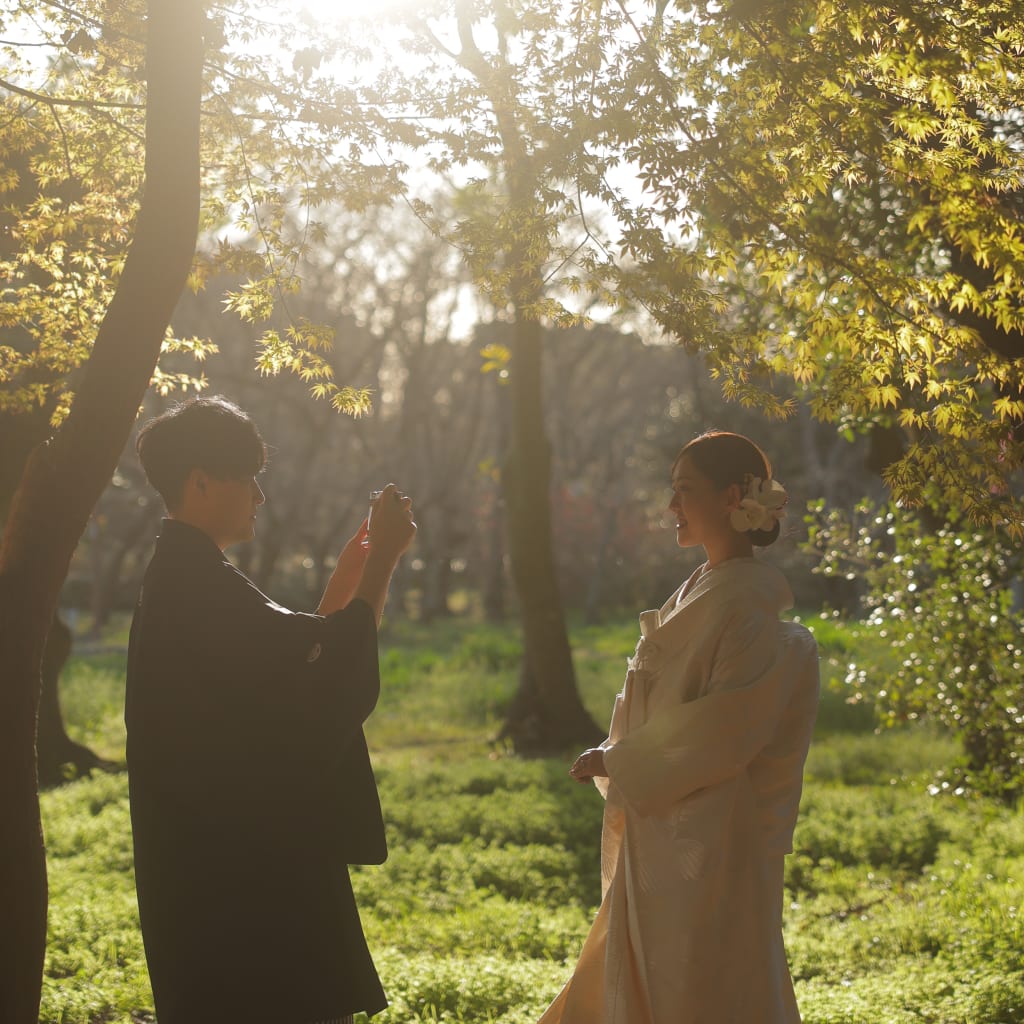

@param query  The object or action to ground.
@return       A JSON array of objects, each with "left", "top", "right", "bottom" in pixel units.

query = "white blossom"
[{"left": 730, "top": 477, "right": 788, "bottom": 533}]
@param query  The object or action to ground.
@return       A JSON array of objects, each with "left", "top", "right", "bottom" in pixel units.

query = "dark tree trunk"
[
  {"left": 421, "top": 558, "right": 452, "bottom": 622},
  {"left": 387, "top": 558, "right": 412, "bottom": 621},
  {"left": 500, "top": 314, "right": 603, "bottom": 753},
  {"left": 482, "top": 504, "right": 507, "bottom": 624},
  {"left": 449, "top": 11, "right": 601, "bottom": 753},
  {"left": 0, "top": 3, "right": 204, "bottom": 1018},
  {"left": 2, "top": 408, "right": 110, "bottom": 784},
  {"left": 36, "top": 616, "right": 114, "bottom": 787},
  {"left": 88, "top": 499, "right": 160, "bottom": 636},
  {"left": 482, "top": 378, "right": 508, "bottom": 624},
  {"left": 421, "top": 509, "right": 455, "bottom": 623}
]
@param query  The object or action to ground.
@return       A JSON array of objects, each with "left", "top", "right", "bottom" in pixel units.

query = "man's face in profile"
[{"left": 196, "top": 473, "right": 265, "bottom": 549}]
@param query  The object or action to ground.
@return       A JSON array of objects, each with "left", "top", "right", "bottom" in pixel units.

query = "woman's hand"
[{"left": 570, "top": 747, "right": 608, "bottom": 783}]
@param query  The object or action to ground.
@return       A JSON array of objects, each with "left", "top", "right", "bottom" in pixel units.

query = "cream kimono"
[{"left": 540, "top": 557, "right": 819, "bottom": 1024}]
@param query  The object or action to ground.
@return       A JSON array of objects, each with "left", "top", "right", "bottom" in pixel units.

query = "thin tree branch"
[{"left": 0, "top": 77, "right": 143, "bottom": 110}]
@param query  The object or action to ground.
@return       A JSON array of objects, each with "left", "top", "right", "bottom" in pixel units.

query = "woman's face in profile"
[{"left": 668, "top": 456, "right": 732, "bottom": 550}]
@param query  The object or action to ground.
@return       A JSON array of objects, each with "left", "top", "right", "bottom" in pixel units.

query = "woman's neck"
[{"left": 702, "top": 537, "right": 754, "bottom": 569}]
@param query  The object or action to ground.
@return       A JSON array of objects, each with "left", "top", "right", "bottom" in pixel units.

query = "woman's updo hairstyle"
[{"left": 675, "top": 430, "right": 782, "bottom": 547}]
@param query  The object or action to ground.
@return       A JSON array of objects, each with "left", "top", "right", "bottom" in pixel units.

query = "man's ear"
[{"left": 186, "top": 467, "right": 208, "bottom": 498}]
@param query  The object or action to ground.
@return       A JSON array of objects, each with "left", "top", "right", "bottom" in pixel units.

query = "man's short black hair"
[{"left": 136, "top": 396, "right": 266, "bottom": 511}]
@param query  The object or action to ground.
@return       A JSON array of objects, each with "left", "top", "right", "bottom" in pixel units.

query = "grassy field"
[{"left": 42, "top": 613, "right": 1024, "bottom": 1023}]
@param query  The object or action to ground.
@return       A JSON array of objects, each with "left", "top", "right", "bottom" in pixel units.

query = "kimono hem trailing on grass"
[
  {"left": 126, "top": 519, "right": 388, "bottom": 1024},
  {"left": 540, "top": 557, "right": 819, "bottom": 1024}
]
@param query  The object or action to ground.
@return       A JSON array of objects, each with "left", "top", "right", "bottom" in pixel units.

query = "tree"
[
  {"left": 603, "top": 0, "right": 1024, "bottom": 530},
  {"left": 304, "top": 0, "right": 645, "bottom": 750},
  {"left": 448, "top": 11, "right": 606, "bottom": 749},
  {"left": 1, "top": 0, "right": 417, "bottom": 780},
  {"left": 0, "top": 404, "right": 112, "bottom": 783},
  {"left": 583, "top": 0, "right": 1024, "bottom": 789},
  {"left": 0, "top": 24, "right": 157, "bottom": 782},
  {"left": 808, "top": 498, "right": 1024, "bottom": 801},
  {"left": 0, "top": 2, "right": 205, "bottom": 1019}
]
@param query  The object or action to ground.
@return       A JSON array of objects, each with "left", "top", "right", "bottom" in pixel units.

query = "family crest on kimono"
[
  {"left": 125, "top": 396, "right": 416, "bottom": 1024},
  {"left": 542, "top": 431, "right": 820, "bottom": 1024}
]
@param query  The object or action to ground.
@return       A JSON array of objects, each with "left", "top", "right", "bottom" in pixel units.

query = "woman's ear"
[{"left": 723, "top": 481, "right": 743, "bottom": 510}]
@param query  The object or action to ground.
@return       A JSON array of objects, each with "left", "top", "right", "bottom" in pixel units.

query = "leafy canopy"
[
  {"left": 3, "top": 0, "right": 1024, "bottom": 532},
  {"left": 606, "top": 0, "right": 1024, "bottom": 530},
  {"left": 0, "top": 0, "right": 399, "bottom": 421}
]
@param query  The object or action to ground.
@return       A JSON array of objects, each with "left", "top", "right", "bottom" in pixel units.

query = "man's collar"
[{"left": 157, "top": 518, "right": 228, "bottom": 562}]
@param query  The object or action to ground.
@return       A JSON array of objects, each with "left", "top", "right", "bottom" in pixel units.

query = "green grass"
[
  {"left": 59, "top": 654, "right": 129, "bottom": 764},
  {"left": 40, "top": 615, "right": 1024, "bottom": 1023}
]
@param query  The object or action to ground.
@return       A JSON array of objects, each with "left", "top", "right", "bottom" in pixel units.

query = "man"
[{"left": 125, "top": 396, "right": 414, "bottom": 1023}]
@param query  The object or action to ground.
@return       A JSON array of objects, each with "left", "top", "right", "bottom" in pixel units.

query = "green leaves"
[
  {"left": 608, "top": 0, "right": 1024, "bottom": 528},
  {"left": 7, "top": 0, "right": 1024, "bottom": 470},
  {"left": 0, "top": 0, "right": 407, "bottom": 422},
  {"left": 807, "top": 498, "right": 1024, "bottom": 799}
]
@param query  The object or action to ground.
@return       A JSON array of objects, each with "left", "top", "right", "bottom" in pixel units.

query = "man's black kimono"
[{"left": 125, "top": 519, "right": 387, "bottom": 1024}]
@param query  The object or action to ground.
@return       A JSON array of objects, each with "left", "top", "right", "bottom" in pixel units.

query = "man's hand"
[
  {"left": 354, "top": 483, "right": 417, "bottom": 625},
  {"left": 569, "top": 747, "right": 608, "bottom": 783},
  {"left": 317, "top": 519, "right": 370, "bottom": 615},
  {"left": 366, "top": 483, "right": 416, "bottom": 561}
]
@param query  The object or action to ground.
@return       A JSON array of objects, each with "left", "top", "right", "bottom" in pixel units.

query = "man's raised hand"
[{"left": 366, "top": 483, "right": 416, "bottom": 561}]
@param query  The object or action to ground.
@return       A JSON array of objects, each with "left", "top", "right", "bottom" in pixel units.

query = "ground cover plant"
[{"left": 42, "top": 614, "right": 1024, "bottom": 1023}]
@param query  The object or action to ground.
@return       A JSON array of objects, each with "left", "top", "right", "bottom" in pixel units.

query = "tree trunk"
[
  {"left": 500, "top": 313, "right": 603, "bottom": 753},
  {"left": 0, "top": 3, "right": 204, "bottom": 1018},
  {"left": 88, "top": 499, "right": 160, "bottom": 636},
  {"left": 482, "top": 500, "right": 507, "bottom": 624},
  {"left": 482, "top": 374, "right": 508, "bottom": 624},
  {"left": 421, "top": 509, "right": 456, "bottom": 623},
  {"left": 36, "top": 616, "right": 114, "bottom": 787},
  {"left": 2, "top": 404, "right": 109, "bottom": 784},
  {"left": 448, "top": 11, "right": 601, "bottom": 752}
]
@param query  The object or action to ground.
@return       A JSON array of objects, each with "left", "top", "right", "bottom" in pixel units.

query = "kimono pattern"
[
  {"left": 540, "top": 557, "right": 819, "bottom": 1024},
  {"left": 126, "top": 519, "right": 388, "bottom": 1024}
]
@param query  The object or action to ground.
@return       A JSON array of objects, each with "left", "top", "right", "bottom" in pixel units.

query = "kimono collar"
[
  {"left": 156, "top": 518, "right": 230, "bottom": 565},
  {"left": 640, "top": 557, "right": 794, "bottom": 642}
]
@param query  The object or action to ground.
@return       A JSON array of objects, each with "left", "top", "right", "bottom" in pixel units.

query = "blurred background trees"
[{"left": 3, "top": 0, "right": 1023, "bottom": 820}]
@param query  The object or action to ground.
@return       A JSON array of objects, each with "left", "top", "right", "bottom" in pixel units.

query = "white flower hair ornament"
[{"left": 730, "top": 476, "right": 788, "bottom": 533}]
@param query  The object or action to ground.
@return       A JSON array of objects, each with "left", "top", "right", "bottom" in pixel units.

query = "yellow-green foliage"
[
  {"left": 0, "top": 0, "right": 393, "bottom": 420},
  {"left": 606, "top": 0, "right": 1024, "bottom": 533},
  {"left": 9, "top": 0, "right": 1024, "bottom": 517}
]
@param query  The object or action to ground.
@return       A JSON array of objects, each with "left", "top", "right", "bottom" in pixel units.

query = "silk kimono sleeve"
[
  {"left": 126, "top": 537, "right": 386, "bottom": 865},
  {"left": 602, "top": 607, "right": 818, "bottom": 820}
]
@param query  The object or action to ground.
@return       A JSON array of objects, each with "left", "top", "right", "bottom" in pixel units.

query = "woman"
[{"left": 539, "top": 431, "right": 819, "bottom": 1024}]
